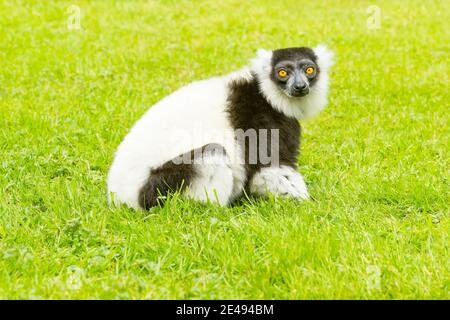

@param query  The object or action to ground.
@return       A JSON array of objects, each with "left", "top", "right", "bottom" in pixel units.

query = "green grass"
[{"left": 0, "top": 0, "right": 449, "bottom": 299}]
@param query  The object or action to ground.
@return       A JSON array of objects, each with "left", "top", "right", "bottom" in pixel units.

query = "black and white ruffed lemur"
[{"left": 108, "top": 45, "right": 334, "bottom": 209}]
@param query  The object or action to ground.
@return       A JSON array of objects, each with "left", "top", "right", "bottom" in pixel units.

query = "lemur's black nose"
[{"left": 294, "top": 83, "right": 308, "bottom": 91}]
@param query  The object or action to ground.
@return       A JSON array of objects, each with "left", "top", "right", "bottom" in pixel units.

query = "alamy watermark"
[
  {"left": 366, "top": 265, "right": 381, "bottom": 291},
  {"left": 67, "top": 5, "right": 81, "bottom": 30},
  {"left": 170, "top": 128, "right": 280, "bottom": 166},
  {"left": 66, "top": 265, "right": 84, "bottom": 290},
  {"left": 366, "top": 5, "right": 381, "bottom": 30}
]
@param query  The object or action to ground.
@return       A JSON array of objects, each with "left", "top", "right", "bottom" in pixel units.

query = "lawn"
[{"left": 0, "top": 0, "right": 448, "bottom": 299}]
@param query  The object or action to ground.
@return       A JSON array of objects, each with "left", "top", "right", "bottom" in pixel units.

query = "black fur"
[
  {"left": 138, "top": 157, "right": 196, "bottom": 209},
  {"left": 226, "top": 75, "right": 301, "bottom": 185},
  {"left": 271, "top": 47, "right": 318, "bottom": 67},
  {"left": 138, "top": 143, "right": 225, "bottom": 209}
]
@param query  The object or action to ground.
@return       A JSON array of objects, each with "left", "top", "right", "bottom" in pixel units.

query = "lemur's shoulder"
[{"left": 224, "top": 67, "right": 255, "bottom": 86}]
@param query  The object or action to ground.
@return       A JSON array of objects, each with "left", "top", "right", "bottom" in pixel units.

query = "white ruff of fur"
[{"left": 251, "top": 45, "right": 334, "bottom": 119}]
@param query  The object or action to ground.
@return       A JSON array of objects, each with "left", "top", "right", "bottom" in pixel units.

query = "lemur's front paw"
[
  {"left": 280, "top": 168, "right": 310, "bottom": 200},
  {"left": 249, "top": 165, "right": 310, "bottom": 200}
]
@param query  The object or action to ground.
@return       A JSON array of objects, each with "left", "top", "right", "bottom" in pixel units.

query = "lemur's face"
[{"left": 270, "top": 47, "right": 319, "bottom": 98}]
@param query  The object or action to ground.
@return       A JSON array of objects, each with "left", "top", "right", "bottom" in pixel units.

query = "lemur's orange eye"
[
  {"left": 278, "top": 69, "right": 288, "bottom": 78},
  {"left": 306, "top": 67, "right": 315, "bottom": 75}
]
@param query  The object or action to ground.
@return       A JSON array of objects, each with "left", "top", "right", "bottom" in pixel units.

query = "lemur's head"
[
  {"left": 251, "top": 45, "right": 334, "bottom": 119},
  {"left": 271, "top": 47, "right": 319, "bottom": 97}
]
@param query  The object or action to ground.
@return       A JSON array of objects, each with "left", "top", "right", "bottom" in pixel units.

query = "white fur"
[
  {"left": 251, "top": 45, "right": 334, "bottom": 119},
  {"left": 185, "top": 153, "right": 234, "bottom": 205},
  {"left": 108, "top": 46, "right": 332, "bottom": 208},
  {"left": 249, "top": 165, "right": 310, "bottom": 200}
]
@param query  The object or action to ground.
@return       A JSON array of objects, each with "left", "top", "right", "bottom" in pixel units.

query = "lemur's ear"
[
  {"left": 251, "top": 49, "right": 273, "bottom": 75},
  {"left": 313, "top": 44, "right": 335, "bottom": 71},
  {"left": 256, "top": 48, "right": 272, "bottom": 59}
]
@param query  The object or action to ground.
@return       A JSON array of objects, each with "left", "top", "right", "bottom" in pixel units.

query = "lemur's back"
[{"left": 107, "top": 73, "right": 247, "bottom": 208}]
